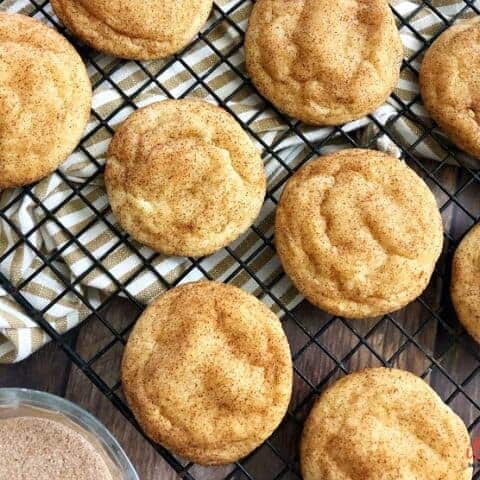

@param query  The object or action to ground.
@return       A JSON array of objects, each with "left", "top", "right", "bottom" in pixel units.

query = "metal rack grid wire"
[{"left": 1, "top": 0, "right": 480, "bottom": 478}]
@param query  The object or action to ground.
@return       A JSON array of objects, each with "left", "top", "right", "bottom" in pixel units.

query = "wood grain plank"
[{"left": 0, "top": 332, "right": 75, "bottom": 394}]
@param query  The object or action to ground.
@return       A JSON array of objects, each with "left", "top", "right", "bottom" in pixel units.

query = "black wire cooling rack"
[{"left": 1, "top": 0, "right": 480, "bottom": 478}]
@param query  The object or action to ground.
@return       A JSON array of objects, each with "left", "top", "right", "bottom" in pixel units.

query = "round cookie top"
[
  {"left": 0, "top": 13, "right": 91, "bottom": 189},
  {"left": 244, "top": 0, "right": 403, "bottom": 126},
  {"left": 451, "top": 224, "right": 480, "bottom": 343},
  {"left": 420, "top": 18, "right": 480, "bottom": 158},
  {"left": 121, "top": 281, "right": 293, "bottom": 465},
  {"left": 301, "top": 368, "right": 472, "bottom": 480},
  {"left": 105, "top": 99, "right": 266, "bottom": 257},
  {"left": 50, "top": 0, "right": 213, "bottom": 60},
  {"left": 275, "top": 149, "right": 444, "bottom": 319}
]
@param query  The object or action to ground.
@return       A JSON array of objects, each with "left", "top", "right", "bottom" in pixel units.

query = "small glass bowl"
[{"left": 0, "top": 388, "right": 138, "bottom": 480}]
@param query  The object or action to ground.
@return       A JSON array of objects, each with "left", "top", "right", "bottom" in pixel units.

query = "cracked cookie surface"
[
  {"left": 301, "top": 368, "right": 472, "bottom": 480},
  {"left": 451, "top": 224, "right": 480, "bottom": 344},
  {"left": 50, "top": 0, "right": 213, "bottom": 60},
  {"left": 0, "top": 12, "right": 91, "bottom": 189},
  {"left": 105, "top": 99, "right": 266, "bottom": 257},
  {"left": 420, "top": 18, "right": 480, "bottom": 158},
  {"left": 244, "top": 0, "right": 403, "bottom": 125},
  {"left": 121, "top": 281, "right": 293, "bottom": 465},
  {"left": 275, "top": 149, "right": 443, "bottom": 319}
]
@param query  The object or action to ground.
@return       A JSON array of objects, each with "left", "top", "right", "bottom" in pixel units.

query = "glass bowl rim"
[{"left": 0, "top": 387, "right": 139, "bottom": 480}]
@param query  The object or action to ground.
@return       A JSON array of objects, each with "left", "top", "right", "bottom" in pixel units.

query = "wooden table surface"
[{"left": 0, "top": 159, "right": 479, "bottom": 479}]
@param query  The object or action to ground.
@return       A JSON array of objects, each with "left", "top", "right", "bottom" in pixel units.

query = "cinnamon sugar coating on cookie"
[
  {"left": 51, "top": 0, "right": 213, "bottom": 60},
  {"left": 275, "top": 149, "right": 443, "bottom": 318},
  {"left": 121, "top": 281, "right": 293, "bottom": 465},
  {"left": 301, "top": 368, "right": 472, "bottom": 480},
  {"left": 420, "top": 18, "right": 480, "bottom": 158},
  {"left": 245, "top": 0, "right": 403, "bottom": 125},
  {"left": 0, "top": 13, "right": 91, "bottom": 189},
  {"left": 105, "top": 99, "right": 266, "bottom": 257},
  {"left": 451, "top": 224, "right": 480, "bottom": 343}
]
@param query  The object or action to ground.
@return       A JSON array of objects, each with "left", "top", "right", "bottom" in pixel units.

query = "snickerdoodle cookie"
[
  {"left": 245, "top": 0, "right": 403, "bottom": 125},
  {"left": 122, "top": 281, "right": 293, "bottom": 465},
  {"left": 105, "top": 99, "right": 266, "bottom": 257},
  {"left": 275, "top": 149, "right": 444, "bottom": 319},
  {"left": 451, "top": 224, "right": 480, "bottom": 343},
  {"left": 0, "top": 13, "right": 91, "bottom": 189},
  {"left": 50, "top": 0, "right": 213, "bottom": 60},
  {"left": 301, "top": 368, "right": 472, "bottom": 480},
  {"left": 420, "top": 18, "right": 480, "bottom": 158}
]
